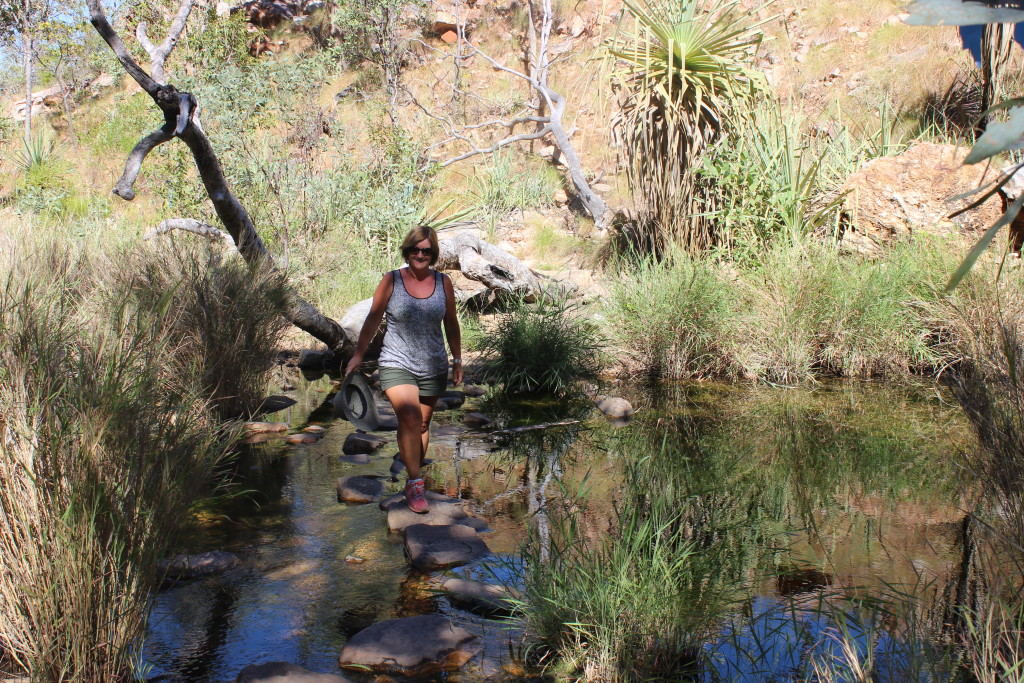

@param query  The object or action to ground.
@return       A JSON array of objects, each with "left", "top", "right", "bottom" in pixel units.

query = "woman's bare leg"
[
  {"left": 385, "top": 383, "right": 425, "bottom": 480},
  {"left": 419, "top": 395, "right": 439, "bottom": 465}
]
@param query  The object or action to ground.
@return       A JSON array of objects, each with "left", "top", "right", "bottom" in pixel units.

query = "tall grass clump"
[
  {"left": 479, "top": 296, "right": 603, "bottom": 395},
  {"left": 118, "top": 243, "right": 290, "bottom": 419},
  {"left": 928, "top": 269, "right": 1024, "bottom": 680},
  {"left": 0, "top": 243, "right": 230, "bottom": 681},
  {"left": 605, "top": 247, "right": 732, "bottom": 379}
]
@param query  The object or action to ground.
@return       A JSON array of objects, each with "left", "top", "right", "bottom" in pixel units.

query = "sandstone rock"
[
  {"left": 243, "top": 421, "right": 289, "bottom": 435},
  {"left": 161, "top": 550, "right": 241, "bottom": 581},
  {"left": 338, "top": 615, "right": 480, "bottom": 676},
  {"left": 381, "top": 492, "right": 489, "bottom": 533},
  {"left": 440, "top": 29, "right": 458, "bottom": 43},
  {"left": 838, "top": 142, "right": 1003, "bottom": 256},
  {"left": 341, "top": 452, "right": 371, "bottom": 465},
  {"left": 463, "top": 384, "right": 487, "bottom": 397},
  {"left": 345, "top": 555, "right": 365, "bottom": 564},
  {"left": 340, "top": 299, "right": 384, "bottom": 359},
  {"left": 434, "top": 398, "right": 452, "bottom": 411},
  {"left": 595, "top": 396, "right": 634, "bottom": 419},
  {"left": 463, "top": 412, "right": 493, "bottom": 427},
  {"left": 236, "top": 661, "right": 353, "bottom": 682},
  {"left": 439, "top": 578, "right": 517, "bottom": 616},
  {"left": 432, "top": 424, "right": 466, "bottom": 437},
  {"left": 404, "top": 523, "right": 491, "bottom": 569},
  {"left": 216, "top": 1, "right": 232, "bottom": 17},
  {"left": 553, "top": 189, "right": 569, "bottom": 205},
  {"left": 343, "top": 432, "right": 388, "bottom": 454},
  {"left": 303, "top": 425, "right": 325, "bottom": 433},
  {"left": 337, "top": 476, "right": 386, "bottom": 503}
]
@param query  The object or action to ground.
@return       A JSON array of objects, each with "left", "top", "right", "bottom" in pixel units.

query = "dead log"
[
  {"left": 87, "top": 0, "right": 347, "bottom": 354},
  {"left": 437, "top": 232, "right": 541, "bottom": 301}
]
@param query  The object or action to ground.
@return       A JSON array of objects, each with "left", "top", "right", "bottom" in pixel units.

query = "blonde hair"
[{"left": 400, "top": 225, "right": 440, "bottom": 266}]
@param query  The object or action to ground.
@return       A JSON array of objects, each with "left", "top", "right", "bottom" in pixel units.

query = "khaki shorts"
[{"left": 379, "top": 366, "right": 448, "bottom": 397}]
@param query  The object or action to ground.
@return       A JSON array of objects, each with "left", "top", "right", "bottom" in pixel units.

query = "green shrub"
[
  {"left": 480, "top": 296, "right": 603, "bottom": 395},
  {"left": 469, "top": 150, "right": 561, "bottom": 223}
]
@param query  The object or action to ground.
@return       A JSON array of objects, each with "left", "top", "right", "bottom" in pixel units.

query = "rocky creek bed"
[{"left": 140, "top": 376, "right": 973, "bottom": 681}]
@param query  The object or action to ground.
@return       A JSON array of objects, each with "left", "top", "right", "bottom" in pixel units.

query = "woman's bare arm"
[{"left": 344, "top": 273, "right": 394, "bottom": 375}]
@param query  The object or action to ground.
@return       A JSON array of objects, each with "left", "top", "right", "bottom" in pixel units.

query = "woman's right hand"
[{"left": 344, "top": 353, "right": 363, "bottom": 377}]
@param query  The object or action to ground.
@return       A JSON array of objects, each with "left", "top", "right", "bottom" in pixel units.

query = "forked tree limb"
[
  {"left": 136, "top": 0, "right": 194, "bottom": 84},
  {"left": 88, "top": 0, "right": 347, "bottom": 353}
]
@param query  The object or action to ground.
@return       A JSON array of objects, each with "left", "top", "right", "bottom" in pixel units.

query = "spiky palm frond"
[{"left": 606, "top": 0, "right": 768, "bottom": 252}]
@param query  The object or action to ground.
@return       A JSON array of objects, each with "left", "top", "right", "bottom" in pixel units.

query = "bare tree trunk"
[
  {"left": 87, "top": 0, "right": 347, "bottom": 354},
  {"left": 23, "top": 31, "right": 32, "bottom": 144},
  {"left": 58, "top": 77, "right": 77, "bottom": 146},
  {"left": 981, "top": 23, "right": 1013, "bottom": 130}
]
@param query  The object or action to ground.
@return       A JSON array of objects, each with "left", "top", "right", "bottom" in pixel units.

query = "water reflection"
[{"left": 142, "top": 378, "right": 972, "bottom": 681}]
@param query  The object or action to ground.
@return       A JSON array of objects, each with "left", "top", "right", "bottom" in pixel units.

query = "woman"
[{"left": 344, "top": 225, "right": 462, "bottom": 513}]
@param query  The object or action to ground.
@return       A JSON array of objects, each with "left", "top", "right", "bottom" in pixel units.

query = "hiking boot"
[{"left": 404, "top": 479, "right": 429, "bottom": 514}]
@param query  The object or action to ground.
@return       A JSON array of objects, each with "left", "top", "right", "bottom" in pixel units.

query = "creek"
[{"left": 141, "top": 376, "right": 972, "bottom": 681}]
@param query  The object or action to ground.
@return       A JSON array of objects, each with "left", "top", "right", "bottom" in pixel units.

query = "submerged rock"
[
  {"left": 243, "top": 421, "right": 289, "bottom": 435},
  {"left": 236, "top": 661, "right": 353, "bottom": 682},
  {"left": 160, "top": 550, "right": 241, "bottom": 581},
  {"left": 258, "top": 395, "right": 298, "bottom": 414},
  {"left": 336, "top": 476, "right": 385, "bottom": 504},
  {"left": 595, "top": 396, "right": 634, "bottom": 419},
  {"left": 405, "top": 523, "right": 490, "bottom": 570},
  {"left": 286, "top": 432, "right": 323, "bottom": 445},
  {"left": 338, "top": 615, "right": 480, "bottom": 676},
  {"left": 342, "top": 432, "right": 388, "bottom": 454},
  {"left": 462, "top": 412, "right": 493, "bottom": 427},
  {"left": 439, "top": 577, "right": 518, "bottom": 617}
]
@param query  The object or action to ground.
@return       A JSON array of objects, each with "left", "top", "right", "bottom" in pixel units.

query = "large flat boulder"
[
  {"left": 404, "top": 523, "right": 490, "bottom": 570},
  {"left": 381, "top": 492, "right": 489, "bottom": 532},
  {"left": 160, "top": 550, "right": 241, "bottom": 581},
  {"left": 338, "top": 615, "right": 480, "bottom": 676},
  {"left": 235, "top": 661, "right": 353, "bottom": 682},
  {"left": 838, "top": 142, "right": 1003, "bottom": 256}
]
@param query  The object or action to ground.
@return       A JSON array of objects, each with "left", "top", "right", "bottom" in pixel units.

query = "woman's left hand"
[{"left": 452, "top": 364, "right": 463, "bottom": 387}]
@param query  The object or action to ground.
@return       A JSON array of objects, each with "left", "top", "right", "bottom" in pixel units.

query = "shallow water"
[{"left": 141, "top": 376, "right": 972, "bottom": 682}]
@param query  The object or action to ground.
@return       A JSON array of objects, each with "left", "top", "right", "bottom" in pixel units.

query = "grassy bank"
[
  {"left": 0, "top": 225, "right": 286, "bottom": 680},
  {"left": 603, "top": 236, "right": 985, "bottom": 383}
]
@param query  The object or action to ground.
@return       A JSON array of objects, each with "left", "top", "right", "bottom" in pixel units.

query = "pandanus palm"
[{"left": 606, "top": 0, "right": 767, "bottom": 252}]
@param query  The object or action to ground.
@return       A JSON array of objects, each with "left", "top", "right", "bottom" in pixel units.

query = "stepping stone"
[
  {"left": 439, "top": 577, "right": 518, "bottom": 617},
  {"left": 341, "top": 453, "right": 370, "bottom": 465},
  {"left": 236, "top": 661, "right": 354, "bottom": 682},
  {"left": 342, "top": 432, "right": 388, "bottom": 454},
  {"left": 240, "top": 432, "right": 286, "bottom": 445},
  {"left": 285, "top": 432, "right": 322, "bottom": 445},
  {"left": 160, "top": 550, "right": 241, "bottom": 581},
  {"left": 405, "top": 523, "right": 490, "bottom": 570},
  {"left": 243, "top": 421, "right": 289, "bottom": 435},
  {"left": 303, "top": 425, "right": 325, "bottom": 433},
  {"left": 463, "top": 384, "right": 487, "bottom": 397},
  {"left": 258, "top": 395, "right": 298, "bottom": 414},
  {"left": 433, "top": 398, "right": 452, "bottom": 411},
  {"left": 440, "top": 391, "right": 465, "bottom": 408},
  {"left": 375, "top": 416, "right": 399, "bottom": 431},
  {"left": 338, "top": 615, "right": 480, "bottom": 676},
  {"left": 595, "top": 396, "right": 634, "bottom": 419},
  {"left": 336, "top": 476, "right": 385, "bottom": 504},
  {"left": 381, "top": 493, "right": 490, "bottom": 533},
  {"left": 463, "top": 412, "right": 493, "bottom": 427}
]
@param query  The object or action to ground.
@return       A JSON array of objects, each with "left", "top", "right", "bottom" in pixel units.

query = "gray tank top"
[{"left": 378, "top": 269, "right": 449, "bottom": 378}]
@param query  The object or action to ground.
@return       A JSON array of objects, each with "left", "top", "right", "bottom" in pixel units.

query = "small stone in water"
[
  {"left": 303, "top": 425, "right": 325, "bottom": 433},
  {"left": 463, "top": 412, "right": 493, "bottom": 427},
  {"left": 345, "top": 555, "right": 365, "bottom": 564},
  {"left": 286, "top": 433, "right": 322, "bottom": 444}
]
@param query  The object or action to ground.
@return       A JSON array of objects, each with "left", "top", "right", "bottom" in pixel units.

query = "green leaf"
[
  {"left": 946, "top": 192, "right": 1024, "bottom": 292},
  {"left": 907, "top": 0, "right": 1024, "bottom": 25},
  {"left": 965, "top": 106, "right": 1024, "bottom": 164}
]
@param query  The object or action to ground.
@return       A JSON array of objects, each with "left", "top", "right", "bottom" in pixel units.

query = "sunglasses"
[{"left": 406, "top": 247, "right": 434, "bottom": 256}]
